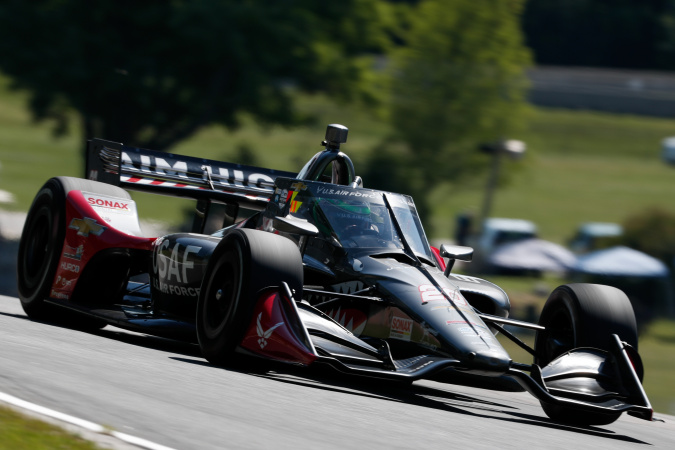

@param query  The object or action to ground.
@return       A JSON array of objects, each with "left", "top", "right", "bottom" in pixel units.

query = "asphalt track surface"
[{"left": 1, "top": 295, "right": 674, "bottom": 450}]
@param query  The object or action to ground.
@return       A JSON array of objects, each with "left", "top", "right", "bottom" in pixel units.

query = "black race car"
[{"left": 17, "top": 124, "right": 653, "bottom": 425}]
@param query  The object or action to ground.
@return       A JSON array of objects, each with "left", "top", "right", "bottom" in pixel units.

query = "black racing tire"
[
  {"left": 534, "top": 283, "right": 638, "bottom": 425},
  {"left": 17, "top": 176, "right": 130, "bottom": 327},
  {"left": 196, "top": 229, "right": 303, "bottom": 366},
  {"left": 535, "top": 283, "right": 638, "bottom": 366}
]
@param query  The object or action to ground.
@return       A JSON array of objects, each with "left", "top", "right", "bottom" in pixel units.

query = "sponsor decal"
[
  {"left": 276, "top": 188, "right": 289, "bottom": 208},
  {"left": 84, "top": 192, "right": 141, "bottom": 234},
  {"left": 377, "top": 258, "right": 407, "bottom": 272},
  {"left": 410, "top": 360, "right": 434, "bottom": 372},
  {"left": 60, "top": 262, "right": 80, "bottom": 273},
  {"left": 447, "top": 321, "right": 494, "bottom": 339},
  {"left": 153, "top": 240, "right": 202, "bottom": 283},
  {"left": 152, "top": 280, "right": 201, "bottom": 297},
  {"left": 284, "top": 183, "right": 305, "bottom": 213},
  {"left": 64, "top": 244, "right": 84, "bottom": 261},
  {"left": 290, "top": 181, "right": 308, "bottom": 192},
  {"left": 69, "top": 217, "right": 107, "bottom": 237},
  {"left": 419, "top": 284, "right": 467, "bottom": 306},
  {"left": 389, "top": 316, "right": 413, "bottom": 341},
  {"left": 419, "top": 284, "right": 445, "bottom": 304},
  {"left": 446, "top": 320, "right": 487, "bottom": 329},
  {"left": 256, "top": 312, "right": 284, "bottom": 349},
  {"left": 445, "top": 288, "right": 468, "bottom": 306},
  {"left": 54, "top": 275, "right": 73, "bottom": 288},
  {"left": 315, "top": 186, "right": 378, "bottom": 199},
  {"left": 88, "top": 169, "right": 98, "bottom": 181},
  {"left": 86, "top": 196, "right": 130, "bottom": 211},
  {"left": 432, "top": 304, "right": 474, "bottom": 315},
  {"left": 120, "top": 151, "right": 276, "bottom": 191},
  {"left": 456, "top": 326, "right": 493, "bottom": 338},
  {"left": 289, "top": 193, "right": 302, "bottom": 213},
  {"left": 50, "top": 289, "right": 69, "bottom": 300}
]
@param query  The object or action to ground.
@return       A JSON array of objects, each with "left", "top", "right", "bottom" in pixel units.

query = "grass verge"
[{"left": 0, "top": 405, "right": 104, "bottom": 450}]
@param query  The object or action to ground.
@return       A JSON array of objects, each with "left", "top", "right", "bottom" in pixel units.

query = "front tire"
[
  {"left": 196, "top": 229, "right": 303, "bottom": 366},
  {"left": 534, "top": 283, "right": 638, "bottom": 425}
]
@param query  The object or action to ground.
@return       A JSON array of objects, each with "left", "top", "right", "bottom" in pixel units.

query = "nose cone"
[{"left": 460, "top": 347, "right": 512, "bottom": 376}]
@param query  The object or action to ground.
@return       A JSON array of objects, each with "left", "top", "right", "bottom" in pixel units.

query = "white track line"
[{"left": 0, "top": 391, "right": 176, "bottom": 450}]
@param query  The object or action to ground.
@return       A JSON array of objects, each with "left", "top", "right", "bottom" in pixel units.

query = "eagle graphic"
[{"left": 256, "top": 312, "right": 284, "bottom": 349}]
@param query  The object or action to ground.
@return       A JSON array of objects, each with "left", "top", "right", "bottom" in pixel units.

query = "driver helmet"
[{"left": 319, "top": 198, "right": 373, "bottom": 236}]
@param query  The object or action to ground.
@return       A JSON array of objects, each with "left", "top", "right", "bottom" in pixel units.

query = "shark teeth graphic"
[
  {"left": 326, "top": 307, "right": 366, "bottom": 336},
  {"left": 332, "top": 281, "right": 365, "bottom": 295}
]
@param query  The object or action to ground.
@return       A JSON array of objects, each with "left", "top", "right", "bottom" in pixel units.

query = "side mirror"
[
  {"left": 273, "top": 216, "right": 319, "bottom": 237},
  {"left": 440, "top": 244, "right": 473, "bottom": 276}
]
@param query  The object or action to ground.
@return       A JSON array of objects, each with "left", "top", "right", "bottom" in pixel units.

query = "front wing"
[{"left": 241, "top": 283, "right": 653, "bottom": 421}]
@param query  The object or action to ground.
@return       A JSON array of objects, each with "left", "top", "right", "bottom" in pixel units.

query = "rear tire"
[
  {"left": 17, "top": 176, "right": 131, "bottom": 328},
  {"left": 196, "top": 229, "right": 303, "bottom": 366},
  {"left": 17, "top": 179, "right": 66, "bottom": 319},
  {"left": 535, "top": 283, "right": 638, "bottom": 425}
]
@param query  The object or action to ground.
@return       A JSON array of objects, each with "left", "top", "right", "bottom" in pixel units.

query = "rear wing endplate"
[{"left": 85, "top": 138, "right": 296, "bottom": 211}]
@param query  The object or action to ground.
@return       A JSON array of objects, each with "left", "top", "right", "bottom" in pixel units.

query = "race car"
[{"left": 17, "top": 124, "right": 653, "bottom": 425}]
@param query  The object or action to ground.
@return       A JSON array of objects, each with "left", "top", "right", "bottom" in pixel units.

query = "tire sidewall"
[
  {"left": 196, "top": 229, "right": 303, "bottom": 365},
  {"left": 535, "top": 283, "right": 637, "bottom": 426},
  {"left": 535, "top": 283, "right": 638, "bottom": 366},
  {"left": 535, "top": 285, "right": 579, "bottom": 366},
  {"left": 17, "top": 180, "right": 67, "bottom": 314},
  {"left": 196, "top": 235, "right": 250, "bottom": 361}
]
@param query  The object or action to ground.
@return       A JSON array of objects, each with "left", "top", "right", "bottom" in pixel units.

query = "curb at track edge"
[{"left": 0, "top": 391, "right": 176, "bottom": 450}]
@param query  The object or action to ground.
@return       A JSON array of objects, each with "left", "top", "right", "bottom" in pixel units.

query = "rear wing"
[{"left": 85, "top": 138, "right": 296, "bottom": 232}]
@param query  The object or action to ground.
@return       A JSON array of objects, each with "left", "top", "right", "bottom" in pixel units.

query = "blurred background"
[{"left": 0, "top": 0, "right": 674, "bottom": 414}]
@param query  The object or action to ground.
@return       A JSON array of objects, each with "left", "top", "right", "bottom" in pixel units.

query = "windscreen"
[{"left": 267, "top": 179, "right": 434, "bottom": 261}]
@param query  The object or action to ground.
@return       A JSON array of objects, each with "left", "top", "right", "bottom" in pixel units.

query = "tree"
[
  {"left": 364, "top": 0, "right": 531, "bottom": 225},
  {"left": 523, "top": 0, "right": 675, "bottom": 70},
  {"left": 0, "top": 1, "right": 390, "bottom": 158},
  {"left": 620, "top": 207, "right": 675, "bottom": 268}
]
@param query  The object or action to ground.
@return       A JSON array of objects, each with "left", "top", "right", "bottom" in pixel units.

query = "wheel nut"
[{"left": 215, "top": 289, "right": 223, "bottom": 300}]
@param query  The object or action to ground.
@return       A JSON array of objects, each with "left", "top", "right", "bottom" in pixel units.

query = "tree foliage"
[
  {"left": 523, "top": 0, "right": 675, "bottom": 70},
  {"left": 0, "top": 0, "right": 390, "bottom": 151},
  {"left": 619, "top": 208, "right": 675, "bottom": 267},
  {"left": 363, "top": 0, "right": 531, "bottom": 224},
  {"left": 390, "top": 0, "right": 530, "bottom": 151}
]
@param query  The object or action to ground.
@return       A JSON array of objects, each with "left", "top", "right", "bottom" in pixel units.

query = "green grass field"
[
  {"left": 0, "top": 406, "right": 103, "bottom": 450},
  {"left": 1, "top": 74, "right": 674, "bottom": 418},
  {"left": 2, "top": 77, "right": 675, "bottom": 240}
]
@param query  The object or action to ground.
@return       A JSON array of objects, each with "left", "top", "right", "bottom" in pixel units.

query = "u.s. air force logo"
[{"left": 256, "top": 312, "right": 284, "bottom": 349}]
